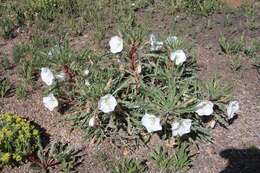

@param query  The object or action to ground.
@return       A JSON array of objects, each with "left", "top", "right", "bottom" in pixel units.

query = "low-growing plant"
[
  {"left": 151, "top": 144, "right": 191, "bottom": 172},
  {"left": 0, "top": 17, "right": 16, "bottom": 39},
  {"left": 0, "top": 78, "right": 12, "bottom": 98},
  {"left": 29, "top": 140, "right": 82, "bottom": 173},
  {"left": 12, "top": 43, "right": 31, "bottom": 64},
  {"left": 197, "top": 76, "right": 233, "bottom": 126},
  {"left": 0, "top": 56, "right": 11, "bottom": 70},
  {"left": 53, "top": 25, "right": 235, "bottom": 148},
  {"left": 242, "top": 1, "right": 258, "bottom": 31},
  {"left": 229, "top": 56, "right": 242, "bottom": 72},
  {"left": 112, "top": 158, "right": 147, "bottom": 173},
  {"left": 159, "top": 0, "right": 222, "bottom": 16},
  {"left": 0, "top": 112, "right": 40, "bottom": 167},
  {"left": 219, "top": 34, "right": 245, "bottom": 54},
  {"left": 15, "top": 84, "right": 27, "bottom": 100}
]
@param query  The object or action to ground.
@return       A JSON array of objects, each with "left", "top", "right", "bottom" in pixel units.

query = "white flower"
[
  {"left": 109, "top": 36, "right": 123, "bottom": 54},
  {"left": 170, "top": 50, "right": 187, "bottom": 65},
  {"left": 84, "top": 68, "right": 89, "bottom": 76},
  {"left": 43, "top": 93, "right": 58, "bottom": 111},
  {"left": 55, "top": 71, "right": 66, "bottom": 81},
  {"left": 88, "top": 116, "right": 95, "bottom": 127},
  {"left": 150, "top": 33, "right": 163, "bottom": 52},
  {"left": 227, "top": 101, "right": 239, "bottom": 120},
  {"left": 195, "top": 101, "right": 214, "bottom": 116},
  {"left": 171, "top": 119, "right": 192, "bottom": 137},
  {"left": 141, "top": 113, "right": 162, "bottom": 133},
  {"left": 41, "top": 68, "right": 55, "bottom": 86},
  {"left": 98, "top": 94, "right": 117, "bottom": 113}
]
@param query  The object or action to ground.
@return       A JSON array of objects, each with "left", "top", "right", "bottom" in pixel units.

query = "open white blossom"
[
  {"left": 170, "top": 50, "right": 187, "bottom": 65},
  {"left": 195, "top": 101, "right": 214, "bottom": 116},
  {"left": 141, "top": 113, "right": 162, "bottom": 133},
  {"left": 43, "top": 93, "right": 58, "bottom": 111},
  {"left": 109, "top": 36, "right": 123, "bottom": 54},
  {"left": 88, "top": 116, "right": 95, "bottom": 127},
  {"left": 55, "top": 71, "right": 65, "bottom": 81},
  {"left": 98, "top": 94, "right": 117, "bottom": 113},
  {"left": 227, "top": 101, "right": 239, "bottom": 120},
  {"left": 150, "top": 33, "right": 163, "bottom": 52},
  {"left": 41, "top": 68, "right": 55, "bottom": 86},
  {"left": 172, "top": 119, "right": 192, "bottom": 137}
]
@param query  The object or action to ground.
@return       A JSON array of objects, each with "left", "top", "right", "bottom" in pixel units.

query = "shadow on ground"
[{"left": 219, "top": 147, "right": 260, "bottom": 173}]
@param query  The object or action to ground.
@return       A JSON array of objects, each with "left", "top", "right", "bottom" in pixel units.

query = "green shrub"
[
  {"left": 29, "top": 141, "right": 82, "bottom": 172},
  {"left": 151, "top": 144, "right": 191, "bottom": 172},
  {"left": 0, "top": 56, "right": 10, "bottom": 70},
  {"left": 25, "top": 0, "right": 62, "bottom": 11},
  {"left": 112, "top": 158, "right": 147, "bottom": 173},
  {"left": 0, "top": 79, "right": 12, "bottom": 98},
  {"left": 15, "top": 85, "right": 28, "bottom": 100},
  {"left": 12, "top": 43, "right": 31, "bottom": 64},
  {"left": 0, "top": 113, "right": 40, "bottom": 166},
  {"left": 0, "top": 18, "right": 16, "bottom": 39}
]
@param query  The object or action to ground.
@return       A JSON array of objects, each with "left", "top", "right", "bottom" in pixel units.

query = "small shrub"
[
  {"left": 0, "top": 18, "right": 16, "bottom": 39},
  {"left": 15, "top": 85, "right": 27, "bottom": 100},
  {"left": 151, "top": 144, "right": 191, "bottom": 172},
  {"left": 112, "top": 158, "right": 147, "bottom": 173},
  {"left": 0, "top": 79, "right": 12, "bottom": 98},
  {"left": 219, "top": 34, "right": 245, "bottom": 54},
  {"left": 29, "top": 141, "right": 82, "bottom": 172},
  {"left": 12, "top": 43, "right": 31, "bottom": 64},
  {"left": 229, "top": 56, "right": 242, "bottom": 72},
  {"left": 0, "top": 56, "right": 11, "bottom": 70},
  {"left": 0, "top": 113, "right": 40, "bottom": 167}
]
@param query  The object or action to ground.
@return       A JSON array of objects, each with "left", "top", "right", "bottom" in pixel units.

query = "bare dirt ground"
[{"left": 0, "top": 1, "right": 260, "bottom": 173}]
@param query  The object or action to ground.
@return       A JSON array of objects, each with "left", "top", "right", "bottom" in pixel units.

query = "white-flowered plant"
[
  {"left": 98, "top": 94, "right": 117, "bottom": 113},
  {"left": 195, "top": 101, "right": 214, "bottom": 116},
  {"left": 171, "top": 119, "right": 192, "bottom": 137},
  {"left": 227, "top": 101, "right": 239, "bottom": 120},
  {"left": 57, "top": 29, "right": 235, "bottom": 147},
  {"left": 109, "top": 36, "right": 123, "bottom": 54},
  {"left": 43, "top": 93, "right": 58, "bottom": 111},
  {"left": 170, "top": 50, "right": 187, "bottom": 65},
  {"left": 141, "top": 113, "right": 162, "bottom": 133},
  {"left": 41, "top": 67, "right": 55, "bottom": 86}
]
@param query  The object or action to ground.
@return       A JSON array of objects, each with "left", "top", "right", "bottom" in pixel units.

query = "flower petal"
[
  {"left": 41, "top": 68, "right": 55, "bottom": 86},
  {"left": 109, "top": 36, "right": 123, "bottom": 54},
  {"left": 195, "top": 101, "right": 214, "bottom": 116},
  {"left": 141, "top": 113, "right": 162, "bottom": 133},
  {"left": 172, "top": 119, "right": 192, "bottom": 136},
  {"left": 43, "top": 93, "right": 58, "bottom": 111},
  {"left": 227, "top": 101, "right": 239, "bottom": 120},
  {"left": 98, "top": 94, "right": 117, "bottom": 113},
  {"left": 170, "top": 50, "right": 187, "bottom": 65}
]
